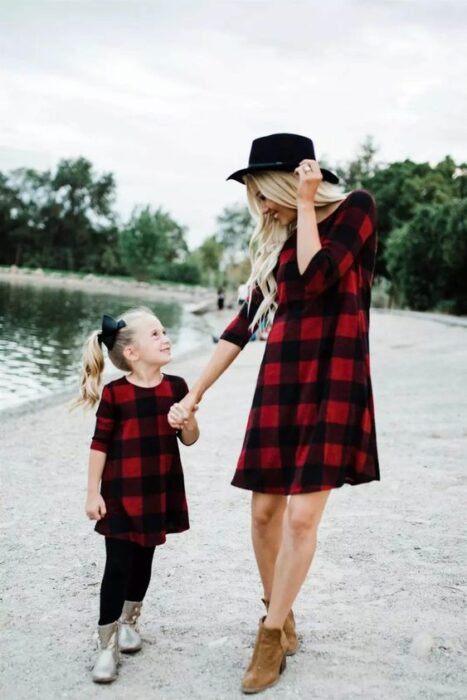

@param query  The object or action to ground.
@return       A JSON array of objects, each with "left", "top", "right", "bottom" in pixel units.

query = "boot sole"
[
  {"left": 92, "top": 676, "right": 117, "bottom": 684},
  {"left": 241, "top": 656, "right": 286, "bottom": 694},
  {"left": 120, "top": 646, "right": 142, "bottom": 654}
]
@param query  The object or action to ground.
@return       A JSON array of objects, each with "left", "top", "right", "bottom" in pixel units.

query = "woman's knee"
[
  {"left": 251, "top": 493, "right": 287, "bottom": 533},
  {"left": 286, "top": 492, "right": 330, "bottom": 542}
]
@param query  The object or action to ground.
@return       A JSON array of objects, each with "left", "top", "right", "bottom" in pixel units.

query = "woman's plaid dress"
[
  {"left": 220, "top": 189, "right": 380, "bottom": 494},
  {"left": 91, "top": 374, "right": 190, "bottom": 546}
]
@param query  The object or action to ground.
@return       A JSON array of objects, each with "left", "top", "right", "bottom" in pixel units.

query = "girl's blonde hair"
[
  {"left": 73, "top": 306, "right": 156, "bottom": 409},
  {"left": 244, "top": 171, "right": 347, "bottom": 329}
]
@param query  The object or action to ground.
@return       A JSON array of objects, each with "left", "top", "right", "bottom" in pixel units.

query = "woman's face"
[{"left": 254, "top": 189, "right": 296, "bottom": 226}]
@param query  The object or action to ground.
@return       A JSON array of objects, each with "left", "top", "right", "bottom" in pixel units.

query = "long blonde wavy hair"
[
  {"left": 244, "top": 171, "right": 347, "bottom": 329},
  {"left": 73, "top": 306, "right": 156, "bottom": 410}
]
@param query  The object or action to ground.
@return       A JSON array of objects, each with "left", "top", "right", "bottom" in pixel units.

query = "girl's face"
[
  {"left": 126, "top": 315, "right": 172, "bottom": 367},
  {"left": 254, "top": 189, "right": 296, "bottom": 226}
]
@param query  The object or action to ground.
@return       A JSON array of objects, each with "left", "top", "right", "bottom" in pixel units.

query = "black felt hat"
[{"left": 227, "top": 133, "right": 339, "bottom": 185}]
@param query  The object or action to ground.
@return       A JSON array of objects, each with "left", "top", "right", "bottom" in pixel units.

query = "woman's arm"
[
  {"left": 295, "top": 159, "right": 323, "bottom": 273},
  {"left": 300, "top": 190, "right": 376, "bottom": 297},
  {"left": 190, "top": 339, "right": 242, "bottom": 402},
  {"left": 168, "top": 341, "right": 241, "bottom": 429}
]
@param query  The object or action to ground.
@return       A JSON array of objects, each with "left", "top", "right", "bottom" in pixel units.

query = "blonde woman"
[{"left": 172, "top": 133, "right": 380, "bottom": 693}]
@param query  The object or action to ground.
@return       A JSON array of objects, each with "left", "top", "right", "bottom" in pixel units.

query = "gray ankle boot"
[
  {"left": 92, "top": 621, "right": 119, "bottom": 683},
  {"left": 118, "top": 601, "right": 143, "bottom": 653}
]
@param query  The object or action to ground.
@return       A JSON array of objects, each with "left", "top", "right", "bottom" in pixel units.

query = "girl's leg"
[
  {"left": 251, "top": 493, "right": 288, "bottom": 600},
  {"left": 264, "top": 490, "right": 331, "bottom": 630},
  {"left": 99, "top": 538, "right": 135, "bottom": 625},
  {"left": 125, "top": 545, "right": 156, "bottom": 602}
]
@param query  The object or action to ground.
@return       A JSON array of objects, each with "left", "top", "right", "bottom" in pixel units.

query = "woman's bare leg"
[
  {"left": 264, "top": 490, "right": 331, "bottom": 629},
  {"left": 251, "top": 492, "right": 287, "bottom": 600}
]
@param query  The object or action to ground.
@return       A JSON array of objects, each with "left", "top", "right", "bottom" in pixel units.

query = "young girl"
[{"left": 75, "top": 307, "right": 199, "bottom": 684}]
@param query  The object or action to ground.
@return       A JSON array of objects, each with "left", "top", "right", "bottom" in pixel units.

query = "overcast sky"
[{"left": 1, "top": 0, "right": 466, "bottom": 247}]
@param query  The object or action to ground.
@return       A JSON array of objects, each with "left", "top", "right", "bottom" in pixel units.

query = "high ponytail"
[{"left": 72, "top": 330, "right": 106, "bottom": 409}]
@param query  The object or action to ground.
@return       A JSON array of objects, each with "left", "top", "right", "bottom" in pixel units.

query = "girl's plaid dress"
[
  {"left": 91, "top": 374, "right": 190, "bottom": 546},
  {"left": 221, "top": 189, "right": 380, "bottom": 494}
]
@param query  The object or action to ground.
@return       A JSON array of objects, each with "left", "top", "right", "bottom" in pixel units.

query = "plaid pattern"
[
  {"left": 91, "top": 374, "right": 190, "bottom": 546},
  {"left": 220, "top": 189, "right": 380, "bottom": 494}
]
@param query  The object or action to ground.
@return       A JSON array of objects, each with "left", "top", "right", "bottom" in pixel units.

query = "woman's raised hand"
[
  {"left": 85, "top": 493, "right": 107, "bottom": 521},
  {"left": 294, "top": 159, "right": 323, "bottom": 206}
]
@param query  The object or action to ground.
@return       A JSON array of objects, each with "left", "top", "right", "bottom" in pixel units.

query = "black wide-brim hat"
[{"left": 227, "top": 132, "right": 339, "bottom": 185}]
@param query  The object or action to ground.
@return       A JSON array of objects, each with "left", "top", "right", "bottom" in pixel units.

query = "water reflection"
[{"left": 0, "top": 282, "right": 206, "bottom": 409}]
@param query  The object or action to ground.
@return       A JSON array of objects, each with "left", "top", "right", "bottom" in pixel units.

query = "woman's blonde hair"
[
  {"left": 244, "top": 171, "right": 347, "bottom": 329},
  {"left": 73, "top": 306, "right": 156, "bottom": 410}
]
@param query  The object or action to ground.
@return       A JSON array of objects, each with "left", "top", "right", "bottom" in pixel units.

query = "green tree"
[
  {"left": 190, "top": 235, "right": 224, "bottom": 285},
  {"left": 119, "top": 206, "right": 189, "bottom": 281},
  {"left": 334, "top": 135, "right": 381, "bottom": 190},
  {"left": 439, "top": 198, "right": 467, "bottom": 313},
  {"left": 385, "top": 198, "right": 467, "bottom": 313},
  {"left": 215, "top": 203, "right": 254, "bottom": 256},
  {"left": 47, "top": 157, "right": 117, "bottom": 271},
  {"left": 214, "top": 202, "right": 255, "bottom": 286}
]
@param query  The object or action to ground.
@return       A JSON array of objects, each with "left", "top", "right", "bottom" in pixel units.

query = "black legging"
[{"left": 99, "top": 537, "right": 156, "bottom": 625}]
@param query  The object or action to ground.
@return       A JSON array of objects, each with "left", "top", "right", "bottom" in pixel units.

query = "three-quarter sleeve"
[
  {"left": 90, "top": 384, "right": 116, "bottom": 453},
  {"left": 300, "top": 189, "right": 376, "bottom": 297},
  {"left": 219, "top": 285, "right": 264, "bottom": 349}
]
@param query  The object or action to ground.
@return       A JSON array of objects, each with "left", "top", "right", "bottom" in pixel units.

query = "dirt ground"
[{"left": 0, "top": 310, "right": 466, "bottom": 699}]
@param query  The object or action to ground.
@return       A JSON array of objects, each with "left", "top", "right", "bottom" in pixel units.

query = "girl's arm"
[
  {"left": 86, "top": 383, "right": 115, "bottom": 520},
  {"left": 179, "top": 413, "right": 200, "bottom": 446},
  {"left": 85, "top": 450, "right": 107, "bottom": 520}
]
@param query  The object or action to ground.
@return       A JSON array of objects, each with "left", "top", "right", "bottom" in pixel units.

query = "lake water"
[{"left": 0, "top": 281, "right": 209, "bottom": 410}]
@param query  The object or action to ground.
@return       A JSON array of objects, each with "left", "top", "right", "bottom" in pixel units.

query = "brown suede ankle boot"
[
  {"left": 241, "top": 617, "right": 287, "bottom": 694},
  {"left": 262, "top": 598, "right": 299, "bottom": 656}
]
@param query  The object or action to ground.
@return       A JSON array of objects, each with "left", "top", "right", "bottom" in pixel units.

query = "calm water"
[{"left": 0, "top": 281, "right": 208, "bottom": 410}]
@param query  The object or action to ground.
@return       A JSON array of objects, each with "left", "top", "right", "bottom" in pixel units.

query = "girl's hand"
[
  {"left": 168, "top": 401, "right": 198, "bottom": 430},
  {"left": 85, "top": 493, "right": 107, "bottom": 521},
  {"left": 294, "top": 159, "right": 323, "bottom": 206}
]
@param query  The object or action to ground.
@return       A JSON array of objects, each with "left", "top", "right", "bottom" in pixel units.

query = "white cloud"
[{"left": 0, "top": 0, "right": 465, "bottom": 247}]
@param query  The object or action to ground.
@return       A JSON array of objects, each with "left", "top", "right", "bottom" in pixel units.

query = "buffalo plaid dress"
[
  {"left": 90, "top": 374, "right": 190, "bottom": 546},
  {"left": 220, "top": 189, "right": 380, "bottom": 495}
]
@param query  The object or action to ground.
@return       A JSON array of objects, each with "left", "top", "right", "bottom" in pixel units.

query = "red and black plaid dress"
[
  {"left": 220, "top": 189, "right": 380, "bottom": 495},
  {"left": 91, "top": 374, "right": 190, "bottom": 546}
]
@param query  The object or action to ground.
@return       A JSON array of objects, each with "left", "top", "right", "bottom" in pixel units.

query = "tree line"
[{"left": 0, "top": 141, "right": 466, "bottom": 312}]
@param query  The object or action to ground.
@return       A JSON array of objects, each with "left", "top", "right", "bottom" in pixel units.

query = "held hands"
[
  {"left": 294, "top": 159, "right": 323, "bottom": 207},
  {"left": 85, "top": 493, "right": 107, "bottom": 521},
  {"left": 168, "top": 394, "right": 199, "bottom": 431}
]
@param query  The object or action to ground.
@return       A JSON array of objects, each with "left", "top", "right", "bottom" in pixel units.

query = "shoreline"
[
  {"left": 2, "top": 303, "right": 466, "bottom": 421},
  {"left": 0, "top": 267, "right": 216, "bottom": 306}
]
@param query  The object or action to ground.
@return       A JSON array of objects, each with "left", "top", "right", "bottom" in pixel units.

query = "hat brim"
[{"left": 226, "top": 162, "right": 339, "bottom": 185}]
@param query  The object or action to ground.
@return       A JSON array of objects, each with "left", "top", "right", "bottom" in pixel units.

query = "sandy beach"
[{"left": 1, "top": 310, "right": 466, "bottom": 699}]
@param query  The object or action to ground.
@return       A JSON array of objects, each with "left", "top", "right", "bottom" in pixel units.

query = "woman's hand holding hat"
[{"left": 294, "top": 159, "right": 323, "bottom": 207}]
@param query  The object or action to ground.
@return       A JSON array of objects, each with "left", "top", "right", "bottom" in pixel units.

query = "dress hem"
[
  {"left": 94, "top": 525, "right": 190, "bottom": 547},
  {"left": 230, "top": 475, "right": 380, "bottom": 495}
]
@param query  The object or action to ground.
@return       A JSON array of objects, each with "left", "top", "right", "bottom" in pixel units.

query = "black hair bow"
[{"left": 98, "top": 314, "right": 127, "bottom": 350}]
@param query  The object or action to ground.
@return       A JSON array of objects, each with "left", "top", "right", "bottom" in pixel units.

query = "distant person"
[
  {"left": 217, "top": 287, "right": 225, "bottom": 310},
  {"left": 237, "top": 282, "right": 248, "bottom": 306},
  {"left": 74, "top": 307, "right": 199, "bottom": 684},
  {"left": 171, "top": 133, "right": 379, "bottom": 693}
]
